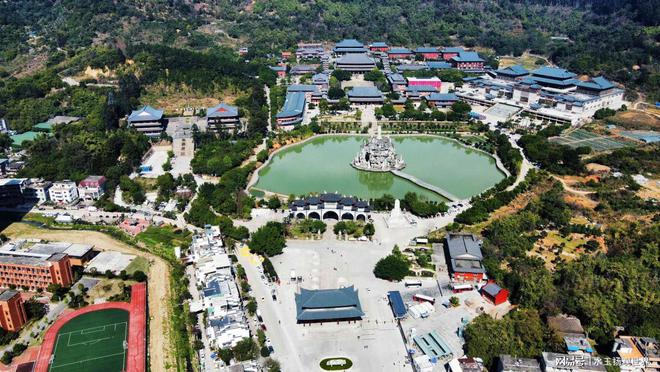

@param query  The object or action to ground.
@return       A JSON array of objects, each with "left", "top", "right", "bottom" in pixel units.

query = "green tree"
[
  {"left": 373, "top": 248, "right": 410, "bottom": 281},
  {"left": 232, "top": 338, "right": 258, "bottom": 361},
  {"left": 249, "top": 222, "right": 286, "bottom": 256}
]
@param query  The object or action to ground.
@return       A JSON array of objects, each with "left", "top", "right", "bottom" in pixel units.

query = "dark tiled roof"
[{"left": 295, "top": 286, "right": 364, "bottom": 321}]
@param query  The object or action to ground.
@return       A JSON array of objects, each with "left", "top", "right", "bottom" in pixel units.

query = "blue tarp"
[{"left": 387, "top": 291, "right": 407, "bottom": 319}]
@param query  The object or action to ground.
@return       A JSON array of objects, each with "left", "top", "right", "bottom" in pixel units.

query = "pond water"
[{"left": 253, "top": 135, "right": 506, "bottom": 202}]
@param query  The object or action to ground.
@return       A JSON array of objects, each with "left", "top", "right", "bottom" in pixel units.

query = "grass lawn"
[
  {"left": 49, "top": 309, "right": 129, "bottom": 372},
  {"left": 498, "top": 53, "right": 548, "bottom": 69},
  {"left": 124, "top": 256, "right": 149, "bottom": 275},
  {"left": 136, "top": 225, "right": 192, "bottom": 260},
  {"left": 320, "top": 357, "right": 353, "bottom": 371}
]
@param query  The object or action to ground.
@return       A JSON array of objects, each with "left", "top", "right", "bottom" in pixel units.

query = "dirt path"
[
  {"left": 552, "top": 175, "right": 595, "bottom": 195},
  {"left": 2, "top": 223, "right": 172, "bottom": 372}
]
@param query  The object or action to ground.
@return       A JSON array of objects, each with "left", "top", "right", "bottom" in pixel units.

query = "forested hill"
[{"left": 1, "top": 0, "right": 658, "bottom": 99}]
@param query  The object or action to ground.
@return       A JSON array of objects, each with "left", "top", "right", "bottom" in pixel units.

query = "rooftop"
[
  {"left": 0, "top": 290, "right": 19, "bottom": 302},
  {"left": 426, "top": 93, "right": 459, "bottom": 101},
  {"left": 482, "top": 282, "right": 503, "bottom": 297},
  {"left": 499, "top": 355, "right": 542, "bottom": 372},
  {"left": 531, "top": 66, "right": 577, "bottom": 80},
  {"left": 452, "top": 51, "right": 485, "bottom": 63},
  {"left": 415, "top": 47, "right": 439, "bottom": 53},
  {"left": 446, "top": 233, "right": 483, "bottom": 260},
  {"left": 128, "top": 105, "right": 163, "bottom": 122},
  {"left": 207, "top": 103, "right": 239, "bottom": 118},
  {"left": 413, "top": 331, "right": 453, "bottom": 361},
  {"left": 295, "top": 286, "right": 364, "bottom": 321},
  {"left": 348, "top": 86, "right": 384, "bottom": 98},
  {"left": 388, "top": 47, "right": 413, "bottom": 54},
  {"left": 276, "top": 92, "right": 306, "bottom": 118},
  {"left": 335, "top": 39, "right": 364, "bottom": 48},
  {"left": 496, "top": 65, "right": 529, "bottom": 76}
]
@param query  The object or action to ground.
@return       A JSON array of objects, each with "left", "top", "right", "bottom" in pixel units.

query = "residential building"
[
  {"left": 369, "top": 42, "right": 389, "bottom": 52},
  {"left": 0, "top": 251, "right": 73, "bottom": 291},
  {"left": 49, "top": 181, "right": 79, "bottom": 205},
  {"left": 498, "top": 355, "right": 542, "bottom": 372},
  {"left": 458, "top": 356, "right": 486, "bottom": 372},
  {"left": 335, "top": 54, "right": 377, "bottom": 73},
  {"left": 127, "top": 105, "right": 165, "bottom": 137},
  {"left": 425, "top": 93, "right": 460, "bottom": 108},
  {"left": 295, "top": 286, "right": 364, "bottom": 323},
  {"left": 347, "top": 86, "right": 384, "bottom": 104},
  {"left": 445, "top": 233, "right": 486, "bottom": 283},
  {"left": 0, "top": 178, "right": 28, "bottom": 207},
  {"left": 415, "top": 47, "right": 440, "bottom": 60},
  {"left": 635, "top": 337, "right": 660, "bottom": 371},
  {"left": 0, "top": 290, "right": 27, "bottom": 332},
  {"left": 612, "top": 336, "right": 648, "bottom": 372},
  {"left": 77, "top": 175, "right": 106, "bottom": 202},
  {"left": 333, "top": 39, "right": 367, "bottom": 55},
  {"left": 119, "top": 218, "right": 150, "bottom": 236},
  {"left": 388, "top": 47, "right": 414, "bottom": 60},
  {"left": 276, "top": 92, "right": 306, "bottom": 126},
  {"left": 206, "top": 103, "right": 240, "bottom": 133},
  {"left": 540, "top": 352, "right": 605, "bottom": 372},
  {"left": 481, "top": 282, "right": 509, "bottom": 305},
  {"left": 22, "top": 179, "right": 52, "bottom": 204}
]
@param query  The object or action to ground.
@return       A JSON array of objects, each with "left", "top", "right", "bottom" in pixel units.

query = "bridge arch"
[{"left": 323, "top": 210, "right": 339, "bottom": 220}]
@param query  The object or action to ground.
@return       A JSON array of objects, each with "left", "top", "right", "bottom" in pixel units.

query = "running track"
[{"left": 34, "top": 282, "right": 147, "bottom": 372}]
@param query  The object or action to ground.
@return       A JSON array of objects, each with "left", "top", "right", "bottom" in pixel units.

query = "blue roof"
[
  {"left": 387, "top": 291, "right": 407, "bottom": 318},
  {"left": 348, "top": 86, "right": 383, "bottom": 98},
  {"left": 269, "top": 65, "right": 286, "bottom": 72},
  {"left": 531, "top": 66, "right": 576, "bottom": 80},
  {"left": 206, "top": 103, "right": 238, "bottom": 118},
  {"left": 442, "top": 47, "right": 465, "bottom": 53},
  {"left": 388, "top": 47, "right": 413, "bottom": 54},
  {"left": 575, "top": 76, "right": 615, "bottom": 90},
  {"left": 496, "top": 65, "right": 529, "bottom": 76},
  {"left": 295, "top": 286, "right": 364, "bottom": 321},
  {"left": 335, "top": 39, "right": 363, "bottom": 48},
  {"left": 287, "top": 84, "right": 318, "bottom": 93},
  {"left": 407, "top": 85, "right": 438, "bottom": 93},
  {"left": 415, "top": 47, "right": 439, "bottom": 53},
  {"left": 426, "top": 61, "right": 453, "bottom": 69},
  {"left": 387, "top": 73, "right": 406, "bottom": 84},
  {"left": 128, "top": 105, "right": 163, "bottom": 122},
  {"left": 452, "top": 51, "right": 484, "bottom": 62},
  {"left": 276, "top": 92, "right": 306, "bottom": 118},
  {"left": 370, "top": 42, "right": 388, "bottom": 47},
  {"left": 203, "top": 278, "right": 223, "bottom": 297},
  {"left": 426, "top": 93, "right": 459, "bottom": 101},
  {"left": 413, "top": 331, "right": 453, "bottom": 359},
  {"left": 396, "top": 64, "right": 428, "bottom": 71}
]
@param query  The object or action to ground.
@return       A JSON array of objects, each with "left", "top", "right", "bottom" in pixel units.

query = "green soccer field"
[{"left": 49, "top": 309, "right": 129, "bottom": 372}]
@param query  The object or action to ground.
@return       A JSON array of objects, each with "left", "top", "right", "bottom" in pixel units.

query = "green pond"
[{"left": 253, "top": 135, "right": 506, "bottom": 202}]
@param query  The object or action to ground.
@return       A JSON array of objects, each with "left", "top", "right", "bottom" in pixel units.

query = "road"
[{"left": 236, "top": 247, "right": 305, "bottom": 372}]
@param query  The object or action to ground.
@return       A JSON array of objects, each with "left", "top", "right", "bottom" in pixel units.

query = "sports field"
[
  {"left": 549, "top": 129, "right": 630, "bottom": 151},
  {"left": 49, "top": 309, "right": 129, "bottom": 372}
]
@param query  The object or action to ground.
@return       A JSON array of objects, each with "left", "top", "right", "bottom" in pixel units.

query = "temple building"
[
  {"left": 352, "top": 127, "right": 406, "bottom": 171},
  {"left": 425, "top": 93, "right": 460, "bottom": 108},
  {"left": 127, "top": 105, "right": 165, "bottom": 137},
  {"left": 333, "top": 39, "right": 367, "bottom": 55},
  {"left": 335, "top": 54, "right": 376, "bottom": 73},
  {"left": 295, "top": 286, "right": 364, "bottom": 323},
  {"left": 288, "top": 193, "right": 370, "bottom": 221},
  {"left": 387, "top": 47, "right": 414, "bottom": 60},
  {"left": 369, "top": 42, "right": 390, "bottom": 52},
  {"left": 414, "top": 47, "right": 441, "bottom": 60},
  {"left": 276, "top": 92, "right": 306, "bottom": 126},
  {"left": 347, "top": 86, "right": 384, "bottom": 104},
  {"left": 206, "top": 103, "right": 241, "bottom": 133}
]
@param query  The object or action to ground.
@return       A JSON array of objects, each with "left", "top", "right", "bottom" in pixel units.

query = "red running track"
[{"left": 34, "top": 282, "right": 147, "bottom": 372}]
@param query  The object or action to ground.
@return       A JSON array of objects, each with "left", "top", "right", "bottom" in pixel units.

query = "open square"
[{"left": 49, "top": 309, "right": 129, "bottom": 372}]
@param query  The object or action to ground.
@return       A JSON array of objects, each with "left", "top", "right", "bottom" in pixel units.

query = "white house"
[{"left": 49, "top": 181, "right": 79, "bottom": 205}]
